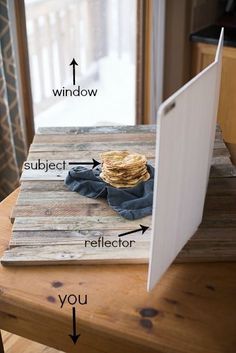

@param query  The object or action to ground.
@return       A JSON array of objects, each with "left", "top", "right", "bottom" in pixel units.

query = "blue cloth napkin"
[{"left": 65, "top": 165, "right": 154, "bottom": 220}]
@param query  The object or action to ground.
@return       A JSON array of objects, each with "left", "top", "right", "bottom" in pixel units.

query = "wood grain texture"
[
  {"left": 2, "top": 125, "right": 236, "bottom": 267},
  {"left": 33, "top": 132, "right": 156, "bottom": 144},
  {"left": 2, "top": 227, "right": 236, "bottom": 266},
  {"left": 0, "top": 189, "right": 236, "bottom": 353},
  {"left": 0, "top": 331, "right": 4, "bottom": 353},
  {"left": 2, "top": 331, "right": 62, "bottom": 353},
  {"left": 191, "top": 42, "right": 236, "bottom": 143},
  {"left": 13, "top": 0, "right": 35, "bottom": 146},
  {"left": 36, "top": 125, "right": 156, "bottom": 134}
]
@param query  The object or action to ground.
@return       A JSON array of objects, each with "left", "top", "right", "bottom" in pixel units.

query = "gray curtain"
[{"left": 0, "top": 0, "right": 27, "bottom": 200}]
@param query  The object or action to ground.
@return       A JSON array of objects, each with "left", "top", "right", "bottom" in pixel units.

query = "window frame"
[
  {"left": 13, "top": 0, "right": 154, "bottom": 133},
  {"left": 13, "top": 0, "right": 35, "bottom": 147}
]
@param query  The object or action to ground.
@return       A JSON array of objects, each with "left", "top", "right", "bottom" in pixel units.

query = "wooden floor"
[{"left": 2, "top": 331, "right": 63, "bottom": 353}]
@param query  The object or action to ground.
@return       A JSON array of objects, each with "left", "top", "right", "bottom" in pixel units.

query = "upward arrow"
[
  {"left": 69, "top": 307, "right": 80, "bottom": 344},
  {"left": 69, "top": 58, "right": 78, "bottom": 85}
]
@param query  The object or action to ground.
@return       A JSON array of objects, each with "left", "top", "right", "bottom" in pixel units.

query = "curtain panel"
[{"left": 0, "top": 0, "right": 27, "bottom": 200}]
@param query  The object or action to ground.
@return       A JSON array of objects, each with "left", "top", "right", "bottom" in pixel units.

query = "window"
[{"left": 24, "top": 0, "right": 137, "bottom": 128}]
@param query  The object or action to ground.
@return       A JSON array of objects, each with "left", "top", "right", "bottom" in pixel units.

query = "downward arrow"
[
  {"left": 69, "top": 307, "right": 80, "bottom": 344},
  {"left": 68, "top": 159, "right": 100, "bottom": 169},
  {"left": 69, "top": 58, "right": 78, "bottom": 85},
  {"left": 118, "top": 224, "right": 149, "bottom": 237}
]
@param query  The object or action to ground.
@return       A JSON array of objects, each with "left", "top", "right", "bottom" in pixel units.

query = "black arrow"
[
  {"left": 69, "top": 307, "right": 80, "bottom": 344},
  {"left": 118, "top": 224, "right": 149, "bottom": 237},
  {"left": 69, "top": 58, "right": 78, "bottom": 85},
  {"left": 68, "top": 159, "right": 100, "bottom": 169}
]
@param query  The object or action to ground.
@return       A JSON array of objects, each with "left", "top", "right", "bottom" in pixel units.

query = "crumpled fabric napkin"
[{"left": 64, "top": 165, "right": 154, "bottom": 220}]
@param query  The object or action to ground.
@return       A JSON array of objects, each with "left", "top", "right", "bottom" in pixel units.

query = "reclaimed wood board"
[{"left": 1, "top": 125, "right": 236, "bottom": 266}]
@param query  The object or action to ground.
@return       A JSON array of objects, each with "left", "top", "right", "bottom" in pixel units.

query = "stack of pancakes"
[{"left": 100, "top": 150, "right": 150, "bottom": 188}]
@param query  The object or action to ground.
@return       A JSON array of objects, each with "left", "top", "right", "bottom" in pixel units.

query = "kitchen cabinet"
[{"left": 191, "top": 28, "right": 236, "bottom": 144}]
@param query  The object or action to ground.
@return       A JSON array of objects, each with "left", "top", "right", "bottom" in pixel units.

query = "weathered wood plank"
[
  {"left": 3, "top": 227, "right": 236, "bottom": 266},
  {"left": 1, "top": 243, "right": 150, "bottom": 266},
  {"left": 211, "top": 156, "right": 231, "bottom": 165},
  {"left": 27, "top": 150, "right": 156, "bottom": 160},
  {"left": 14, "top": 194, "right": 236, "bottom": 216},
  {"left": 29, "top": 141, "right": 155, "bottom": 152},
  {"left": 9, "top": 229, "right": 148, "bottom": 246},
  {"left": 11, "top": 201, "right": 117, "bottom": 218},
  {"left": 35, "top": 124, "right": 221, "bottom": 135},
  {"left": 21, "top": 169, "right": 68, "bottom": 181},
  {"left": 213, "top": 147, "right": 229, "bottom": 157},
  {"left": 12, "top": 216, "right": 152, "bottom": 232},
  {"left": 20, "top": 180, "right": 66, "bottom": 192},
  {"left": 33, "top": 132, "right": 156, "bottom": 144},
  {"left": 37, "top": 125, "right": 156, "bottom": 135},
  {"left": 17, "top": 191, "right": 100, "bottom": 202},
  {"left": 213, "top": 140, "right": 227, "bottom": 149},
  {"left": 11, "top": 207, "right": 236, "bottom": 231},
  {"left": 26, "top": 140, "right": 224, "bottom": 157},
  {"left": 210, "top": 164, "right": 236, "bottom": 177}
]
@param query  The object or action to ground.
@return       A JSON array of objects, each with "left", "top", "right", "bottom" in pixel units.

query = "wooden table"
[{"left": 0, "top": 126, "right": 236, "bottom": 353}]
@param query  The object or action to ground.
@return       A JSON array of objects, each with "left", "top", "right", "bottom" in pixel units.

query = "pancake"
[
  {"left": 100, "top": 172, "right": 150, "bottom": 188},
  {"left": 101, "top": 151, "right": 147, "bottom": 169},
  {"left": 100, "top": 150, "right": 150, "bottom": 188},
  {"left": 101, "top": 167, "right": 147, "bottom": 182}
]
